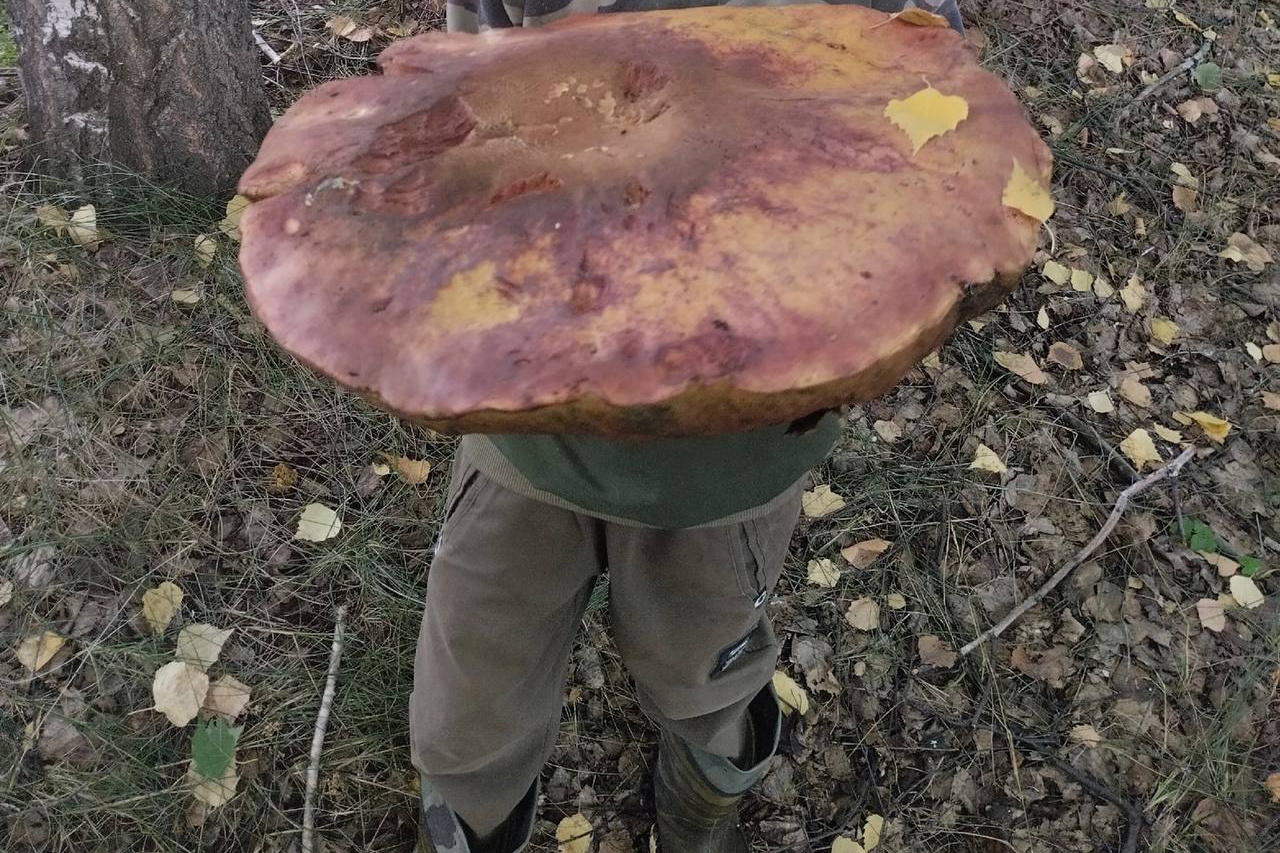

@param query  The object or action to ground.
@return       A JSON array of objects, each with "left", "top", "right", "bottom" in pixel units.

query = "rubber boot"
[
  {"left": 418, "top": 776, "right": 537, "bottom": 853},
  {"left": 654, "top": 685, "right": 782, "bottom": 853}
]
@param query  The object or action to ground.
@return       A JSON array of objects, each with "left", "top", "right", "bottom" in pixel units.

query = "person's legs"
[
  {"left": 605, "top": 484, "right": 802, "bottom": 852},
  {"left": 411, "top": 446, "right": 604, "bottom": 839},
  {"left": 605, "top": 482, "right": 803, "bottom": 749}
]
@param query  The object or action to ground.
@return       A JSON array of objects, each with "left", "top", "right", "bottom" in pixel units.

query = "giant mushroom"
[{"left": 238, "top": 5, "right": 1053, "bottom": 439}]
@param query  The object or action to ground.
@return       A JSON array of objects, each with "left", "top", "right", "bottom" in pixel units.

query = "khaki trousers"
[{"left": 409, "top": 442, "right": 803, "bottom": 833}]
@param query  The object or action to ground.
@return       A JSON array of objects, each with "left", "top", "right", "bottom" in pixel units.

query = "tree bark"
[{"left": 10, "top": 0, "right": 271, "bottom": 198}]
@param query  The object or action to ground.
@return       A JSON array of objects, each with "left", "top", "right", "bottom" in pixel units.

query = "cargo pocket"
[{"left": 727, "top": 518, "right": 790, "bottom": 608}]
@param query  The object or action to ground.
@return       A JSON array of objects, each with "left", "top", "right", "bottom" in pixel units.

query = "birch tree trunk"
[{"left": 9, "top": 0, "right": 271, "bottom": 198}]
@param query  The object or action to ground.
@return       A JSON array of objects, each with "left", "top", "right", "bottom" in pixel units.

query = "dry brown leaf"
[
  {"left": 918, "top": 635, "right": 957, "bottom": 667},
  {"left": 1196, "top": 598, "right": 1227, "bottom": 632},
  {"left": 189, "top": 760, "right": 239, "bottom": 808},
  {"left": 846, "top": 598, "right": 881, "bottom": 631},
  {"left": 1172, "top": 184, "right": 1198, "bottom": 212},
  {"left": 16, "top": 631, "right": 66, "bottom": 673},
  {"left": 1118, "top": 376, "right": 1152, "bottom": 408},
  {"left": 1069, "top": 724, "right": 1103, "bottom": 747},
  {"left": 1262, "top": 391, "right": 1280, "bottom": 411},
  {"left": 802, "top": 485, "right": 846, "bottom": 518},
  {"left": 1198, "top": 551, "right": 1239, "bottom": 577},
  {"left": 1263, "top": 344, "right": 1280, "bottom": 364},
  {"left": 1048, "top": 341, "right": 1083, "bottom": 370},
  {"left": 1170, "top": 162, "right": 1198, "bottom": 188},
  {"left": 203, "top": 675, "right": 251, "bottom": 721},
  {"left": 268, "top": 462, "right": 298, "bottom": 494},
  {"left": 1219, "top": 233, "right": 1273, "bottom": 272},
  {"left": 1266, "top": 772, "right": 1280, "bottom": 803},
  {"left": 325, "top": 14, "right": 375, "bottom": 42},
  {"left": 1093, "top": 43, "right": 1132, "bottom": 73},
  {"left": 993, "top": 351, "right": 1047, "bottom": 384},
  {"left": 1176, "top": 97, "right": 1219, "bottom": 124},
  {"left": 142, "top": 581, "right": 183, "bottom": 636},
  {"left": 841, "top": 538, "right": 892, "bottom": 568},
  {"left": 873, "top": 419, "right": 902, "bottom": 443}
]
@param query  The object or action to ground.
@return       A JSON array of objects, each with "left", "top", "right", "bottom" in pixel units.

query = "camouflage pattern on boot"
[
  {"left": 418, "top": 776, "right": 536, "bottom": 853},
  {"left": 653, "top": 686, "right": 782, "bottom": 853}
]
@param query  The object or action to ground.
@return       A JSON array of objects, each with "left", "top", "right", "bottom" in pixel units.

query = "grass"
[
  {"left": 4, "top": 1, "right": 1280, "bottom": 851},
  {"left": 0, "top": 8, "right": 17, "bottom": 68}
]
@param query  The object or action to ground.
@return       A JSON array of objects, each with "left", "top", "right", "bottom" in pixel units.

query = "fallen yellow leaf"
[
  {"left": 841, "top": 538, "right": 892, "bottom": 568},
  {"left": 1151, "top": 424, "right": 1182, "bottom": 443},
  {"left": 190, "top": 760, "right": 239, "bottom": 808},
  {"left": 833, "top": 838, "right": 866, "bottom": 853},
  {"left": 1266, "top": 772, "right": 1280, "bottom": 803},
  {"left": 1196, "top": 598, "right": 1226, "bottom": 632},
  {"left": 1149, "top": 317, "right": 1181, "bottom": 345},
  {"left": 203, "top": 675, "right": 252, "bottom": 721},
  {"left": 1172, "top": 184, "right": 1198, "bottom": 212},
  {"left": 1002, "top": 159, "right": 1055, "bottom": 222},
  {"left": 886, "top": 592, "right": 907, "bottom": 610},
  {"left": 1037, "top": 306, "right": 1050, "bottom": 330},
  {"left": 918, "top": 635, "right": 957, "bottom": 667},
  {"left": 1118, "top": 376, "right": 1152, "bottom": 408},
  {"left": 772, "top": 670, "right": 810, "bottom": 715},
  {"left": 194, "top": 234, "right": 217, "bottom": 268},
  {"left": 969, "top": 443, "right": 1008, "bottom": 474},
  {"left": 1093, "top": 43, "right": 1132, "bottom": 73},
  {"left": 382, "top": 453, "right": 431, "bottom": 485},
  {"left": 806, "top": 558, "right": 841, "bottom": 588},
  {"left": 16, "top": 631, "right": 66, "bottom": 673},
  {"left": 1119, "top": 275, "right": 1146, "bottom": 312},
  {"left": 993, "top": 350, "right": 1047, "bottom": 384},
  {"left": 152, "top": 660, "right": 210, "bottom": 727},
  {"left": 170, "top": 288, "right": 202, "bottom": 305},
  {"left": 1041, "top": 260, "right": 1071, "bottom": 285},
  {"left": 556, "top": 813, "right": 593, "bottom": 853},
  {"left": 846, "top": 598, "right": 881, "bottom": 631},
  {"left": 218, "top": 195, "right": 250, "bottom": 242},
  {"left": 1262, "top": 391, "right": 1280, "bottom": 411},
  {"left": 1070, "top": 268, "right": 1095, "bottom": 292},
  {"left": 1120, "top": 428, "right": 1162, "bottom": 470},
  {"left": 1198, "top": 551, "right": 1239, "bottom": 577},
  {"left": 176, "top": 624, "right": 234, "bottom": 670},
  {"left": 863, "top": 813, "right": 886, "bottom": 851},
  {"left": 295, "top": 502, "right": 342, "bottom": 541},
  {"left": 884, "top": 85, "right": 970, "bottom": 154},
  {"left": 802, "top": 485, "right": 846, "bottom": 518},
  {"left": 142, "top": 581, "right": 184, "bottom": 636},
  {"left": 1229, "top": 575, "right": 1265, "bottom": 609},
  {"left": 68, "top": 204, "right": 100, "bottom": 251},
  {"left": 1178, "top": 410, "right": 1232, "bottom": 443},
  {"left": 1087, "top": 390, "right": 1115, "bottom": 414},
  {"left": 1219, "top": 233, "right": 1273, "bottom": 272}
]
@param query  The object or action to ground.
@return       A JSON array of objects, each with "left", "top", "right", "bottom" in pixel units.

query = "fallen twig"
[
  {"left": 1038, "top": 400, "right": 1140, "bottom": 485},
  {"left": 959, "top": 447, "right": 1195, "bottom": 657},
  {"left": 302, "top": 605, "right": 348, "bottom": 853},
  {"left": 253, "top": 29, "right": 284, "bottom": 65},
  {"left": 1134, "top": 41, "right": 1212, "bottom": 102}
]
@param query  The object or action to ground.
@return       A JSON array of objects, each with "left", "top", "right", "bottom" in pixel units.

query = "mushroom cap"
[{"left": 239, "top": 5, "right": 1051, "bottom": 438}]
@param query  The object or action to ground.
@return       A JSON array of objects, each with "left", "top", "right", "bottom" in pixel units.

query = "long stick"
[
  {"left": 959, "top": 447, "right": 1195, "bottom": 657},
  {"left": 1133, "top": 41, "right": 1211, "bottom": 102},
  {"left": 302, "top": 605, "right": 348, "bottom": 853}
]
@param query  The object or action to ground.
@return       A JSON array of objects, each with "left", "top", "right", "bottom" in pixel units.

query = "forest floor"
[{"left": 2, "top": 1, "right": 1279, "bottom": 852}]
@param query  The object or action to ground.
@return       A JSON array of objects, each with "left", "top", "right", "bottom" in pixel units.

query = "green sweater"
[{"left": 464, "top": 413, "right": 841, "bottom": 529}]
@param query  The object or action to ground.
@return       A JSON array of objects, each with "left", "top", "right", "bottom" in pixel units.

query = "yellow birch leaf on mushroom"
[
  {"left": 1177, "top": 411, "right": 1232, "bottom": 443},
  {"left": 969, "top": 443, "right": 1008, "bottom": 474},
  {"left": 889, "top": 8, "right": 950, "bottom": 26},
  {"left": 16, "top": 631, "right": 66, "bottom": 673},
  {"left": 1120, "top": 428, "right": 1162, "bottom": 470},
  {"left": 993, "top": 351, "right": 1047, "bottom": 384},
  {"left": 556, "top": 813, "right": 593, "bottom": 853},
  {"left": 884, "top": 86, "right": 970, "bottom": 154},
  {"left": 802, "top": 485, "right": 846, "bottom": 518},
  {"left": 142, "top": 581, "right": 184, "bottom": 635},
  {"left": 295, "top": 502, "right": 342, "bottom": 541},
  {"left": 806, "top": 558, "right": 841, "bottom": 588},
  {"left": 772, "top": 671, "right": 810, "bottom": 715},
  {"left": 1002, "top": 160, "right": 1055, "bottom": 222}
]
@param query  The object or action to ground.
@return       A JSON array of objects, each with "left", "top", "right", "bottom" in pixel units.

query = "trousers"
[{"left": 409, "top": 441, "right": 803, "bottom": 833}]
